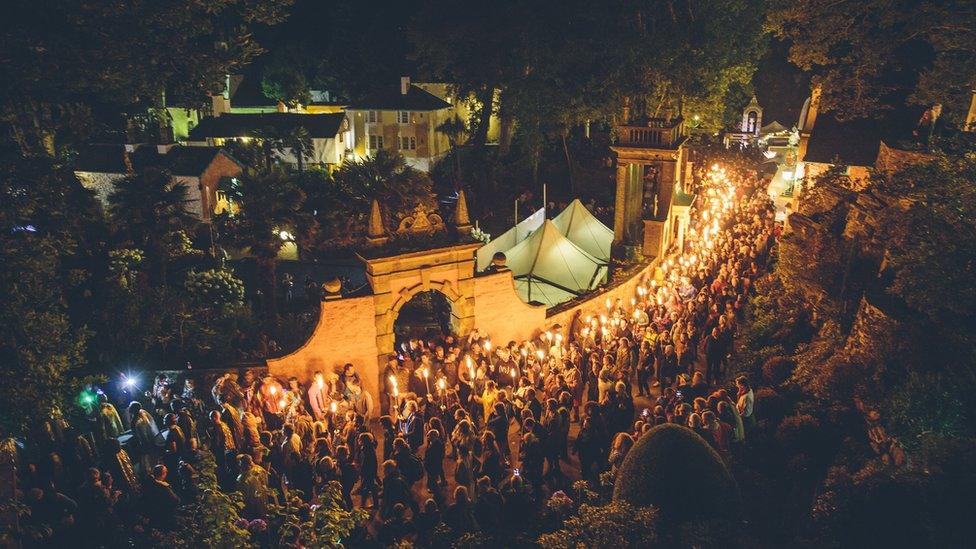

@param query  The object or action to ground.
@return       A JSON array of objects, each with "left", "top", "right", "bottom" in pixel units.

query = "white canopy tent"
[
  {"left": 551, "top": 198, "right": 614, "bottom": 263},
  {"left": 504, "top": 220, "right": 608, "bottom": 306},
  {"left": 475, "top": 207, "right": 545, "bottom": 271}
]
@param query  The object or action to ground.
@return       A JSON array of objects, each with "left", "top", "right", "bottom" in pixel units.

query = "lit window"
[
  {"left": 400, "top": 136, "right": 416, "bottom": 150},
  {"left": 366, "top": 111, "right": 378, "bottom": 123},
  {"left": 369, "top": 135, "right": 384, "bottom": 150},
  {"left": 397, "top": 111, "right": 410, "bottom": 124}
]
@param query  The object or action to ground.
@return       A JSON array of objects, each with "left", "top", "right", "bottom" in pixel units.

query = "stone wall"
[
  {"left": 267, "top": 294, "right": 380, "bottom": 403},
  {"left": 546, "top": 257, "right": 661, "bottom": 338},
  {"left": 472, "top": 269, "right": 547, "bottom": 345}
]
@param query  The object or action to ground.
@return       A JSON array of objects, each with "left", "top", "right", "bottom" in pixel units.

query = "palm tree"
[
  {"left": 332, "top": 149, "right": 434, "bottom": 217},
  {"left": 214, "top": 169, "right": 306, "bottom": 327},
  {"left": 109, "top": 167, "right": 195, "bottom": 285},
  {"left": 435, "top": 114, "right": 468, "bottom": 183}
]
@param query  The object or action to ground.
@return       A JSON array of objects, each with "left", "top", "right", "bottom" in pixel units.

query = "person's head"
[
  {"left": 382, "top": 459, "right": 398, "bottom": 477},
  {"left": 424, "top": 498, "right": 438, "bottom": 513},
  {"left": 164, "top": 413, "right": 178, "bottom": 426},
  {"left": 152, "top": 464, "right": 167, "bottom": 481},
  {"left": 688, "top": 413, "right": 703, "bottom": 428},
  {"left": 283, "top": 423, "right": 294, "bottom": 437},
  {"left": 393, "top": 437, "right": 408, "bottom": 452},
  {"left": 357, "top": 431, "right": 375, "bottom": 449},
  {"left": 379, "top": 415, "right": 393, "bottom": 430},
  {"left": 454, "top": 485, "right": 469, "bottom": 504},
  {"left": 702, "top": 410, "right": 717, "bottom": 426},
  {"left": 736, "top": 376, "right": 750, "bottom": 391},
  {"left": 427, "top": 429, "right": 440, "bottom": 442},
  {"left": 127, "top": 401, "right": 143, "bottom": 416},
  {"left": 476, "top": 475, "right": 491, "bottom": 493},
  {"left": 692, "top": 371, "right": 704, "bottom": 384}
]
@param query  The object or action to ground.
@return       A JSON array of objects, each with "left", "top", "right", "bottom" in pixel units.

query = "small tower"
[
  {"left": 742, "top": 95, "right": 762, "bottom": 135},
  {"left": 366, "top": 199, "right": 389, "bottom": 245},
  {"left": 453, "top": 189, "right": 472, "bottom": 232}
]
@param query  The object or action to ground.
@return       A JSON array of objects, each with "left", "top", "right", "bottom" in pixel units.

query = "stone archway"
[
  {"left": 364, "top": 245, "right": 479, "bottom": 368},
  {"left": 391, "top": 287, "right": 459, "bottom": 348}
]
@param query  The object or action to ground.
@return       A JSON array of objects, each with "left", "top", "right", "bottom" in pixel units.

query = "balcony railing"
[{"left": 616, "top": 117, "right": 685, "bottom": 148}]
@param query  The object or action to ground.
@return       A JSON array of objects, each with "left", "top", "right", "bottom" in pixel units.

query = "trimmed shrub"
[
  {"left": 761, "top": 355, "right": 795, "bottom": 385},
  {"left": 775, "top": 414, "right": 822, "bottom": 458},
  {"left": 612, "top": 424, "right": 739, "bottom": 524},
  {"left": 754, "top": 387, "right": 789, "bottom": 424}
]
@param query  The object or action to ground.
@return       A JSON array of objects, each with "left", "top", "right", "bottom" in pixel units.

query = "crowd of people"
[{"left": 13, "top": 158, "right": 777, "bottom": 546}]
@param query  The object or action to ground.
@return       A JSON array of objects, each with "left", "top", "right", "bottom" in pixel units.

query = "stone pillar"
[{"left": 613, "top": 162, "right": 628, "bottom": 244}]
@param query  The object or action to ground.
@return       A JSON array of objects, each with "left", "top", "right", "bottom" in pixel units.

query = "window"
[
  {"left": 365, "top": 110, "right": 378, "bottom": 123},
  {"left": 397, "top": 111, "right": 410, "bottom": 124},
  {"left": 400, "top": 136, "right": 416, "bottom": 150},
  {"left": 369, "top": 135, "right": 384, "bottom": 150}
]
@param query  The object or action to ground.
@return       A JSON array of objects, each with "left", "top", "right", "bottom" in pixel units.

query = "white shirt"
[{"left": 737, "top": 389, "right": 755, "bottom": 418}]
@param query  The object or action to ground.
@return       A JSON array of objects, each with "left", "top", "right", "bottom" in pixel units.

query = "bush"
[
  {"left": 612, "top": 424, "right": 739, "bottom": 524},
  {"left": 754, "top": 387, "right": 790, "bottom": 424},
  {"left": 775, "top": 414, "right": 821, "bottom": 457},
  {"left": 185, "top": 268, "right": 246, "bottom": 310},
  {"left": 537, "top": 501, "right": 659, "bottom": 549},
  {"left": 761, "top": 356, "right": 795, "bottom": 385}
]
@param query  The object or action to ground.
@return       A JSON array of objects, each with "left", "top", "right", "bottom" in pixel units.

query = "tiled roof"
[
  {"left": 348, "top": 84, "right": 451, "bottom": 111},
  {"left": 804, "top": 106, "right": 926, "bottom": 167},
  {"left": 189, "top": 113, "right": 346, "bottom": 140},
  {"left": 74, "top": 144, "right": 235, "bottom": 176}
]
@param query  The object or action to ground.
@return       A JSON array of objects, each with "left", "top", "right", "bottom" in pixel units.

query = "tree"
[
  {"left": 330, "top": 150, "right": 435, "bottom": 224},
  {"left": 0, "top": 149, "right": 105, "bottom": 435},
  {"left": 0, "top": 0, "right": 294, "bottom": 155},
  {"left": 215, "top": 170, "right": 305, "bottom": 326},
  {"left": 435, "top": 114, "right": 469, "bottom": 183},
  {"left": 768, "top": 0, "right": 976, "bottom": 123},
  {"left": 261, "top": 64, "right": 312, "bottom": 108},
  {"left": 108, "top": 168, "right": 196, "bottom": 286}
]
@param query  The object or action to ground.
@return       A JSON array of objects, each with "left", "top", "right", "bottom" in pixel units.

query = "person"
[
  {"left": 473, "top": 475, "right": 504, "bottom": 533},
  {"left": 702, "top": 410, "right": 731, "bottom": 459},
  {"left": 705, "top": 328, "right": 725, "bottom": 385},
  {"left": 95, "top": 395, "right": 124, "bottom": 448},
  {"left": 103, "top": 438, "right": 139, "bottom": 497},
  {"left": 736, "top": 376, "right": 755, "bottom": 431},
  {"left": 413, "top": 498, "right": 441, "bottom": 546},
  {"left": 162, "top": 413, "right": 189, "bottom": 473},
  {"left": 379, "top": 459, "right": 416, "bottom": 519},
  {"left": 443, "top": 485, "right": 478, "bottom": 534},
  {"left": 423, "top": 428, "right": 446, "bottom": 497},
  {"left": 144, "top": 464, "right": 180, "bottom": 528},
  {"left": 237, "top": 454, "right": 272, "bottom": 519},
  {"left": 356, "top": 432, "right": 380, "bottom": 508},
  {"left": 127, "top": 401, "right": 159, "bottom": 473},
  {"left": 573, "top": 416, "right": 601, "bottom": 482},
  {"left": 308, "top": 371, "right": 332, "bottom": 422}
]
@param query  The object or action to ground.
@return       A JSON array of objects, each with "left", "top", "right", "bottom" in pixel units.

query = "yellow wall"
[{"left": 347, "top": 107, "right": 454, "bottom": 169}]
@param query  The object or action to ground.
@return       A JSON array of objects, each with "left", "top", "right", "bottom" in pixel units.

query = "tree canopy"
[{"left": 768, "top": 0, "right": 976, "bottom": 123}]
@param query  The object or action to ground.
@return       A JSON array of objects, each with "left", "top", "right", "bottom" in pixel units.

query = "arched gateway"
[{"left": 267, "top": 201, "right": 545, "bottom": 414}]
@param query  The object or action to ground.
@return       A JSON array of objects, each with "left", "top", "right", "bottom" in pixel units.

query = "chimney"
[{"left": 400, "top": 76, "right": 411, "bottom": 96}]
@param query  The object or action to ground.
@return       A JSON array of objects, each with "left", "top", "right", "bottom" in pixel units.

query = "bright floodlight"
[{"left": 122, "top": 376, "right": 137, "bottom": 389}]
